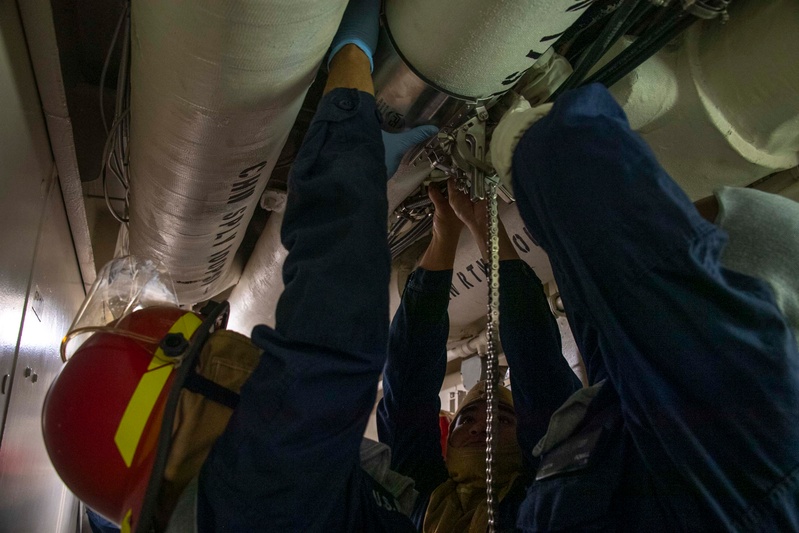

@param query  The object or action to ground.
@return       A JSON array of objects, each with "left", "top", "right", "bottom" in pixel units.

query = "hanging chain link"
[
  {"left": 484, "top": 175, "right": 501, "bottom": 533},
  {"left": 419, "top": 109, "right": 503, "bottom": 529}
]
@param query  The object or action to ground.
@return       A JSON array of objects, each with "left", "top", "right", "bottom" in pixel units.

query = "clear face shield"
[{"left": 60, "top": 256, "right": 181, "bottom": 362}]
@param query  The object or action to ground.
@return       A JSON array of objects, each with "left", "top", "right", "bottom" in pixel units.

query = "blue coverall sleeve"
[
  {"left": 377, "top": 267, "right": 451, "bottom": 513},
  {"left": 511, "top": 83, "right": 799, "bottom": 529},
  {"left": 498, "top": 260, "right": 581, "bottom": 473},
  {"left": 198, "top": 89, "right": 397, "bottom": 532}
]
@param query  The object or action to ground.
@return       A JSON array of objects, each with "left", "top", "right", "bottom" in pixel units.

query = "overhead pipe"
[
  {"left": 443, "top": 0, "right": 799, "bottom": 351},
  {"left": 374, "top": 0, "right": 595, "bottom": 131},
  {"left": 382, "top": 0, "right": 593, "bottom": 101},
  {"left": 127, "top": 0, "right": 348, "bottom": 304},
  {"left": 606, "top": 0, "right": 799, "bottom": 199},
  {"left": 447, "top": 331, "right": 488, "bottom": 362},
  {"left": 375, "top": 0, "right": 594, "bottom": 278}
]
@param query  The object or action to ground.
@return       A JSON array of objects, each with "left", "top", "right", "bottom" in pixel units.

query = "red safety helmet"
[
  {"left": 42, "top": 256, "right": 226, "bottom": 532},
  {"left": 43, "top": 306, "right": 206, "bottom": 532}
]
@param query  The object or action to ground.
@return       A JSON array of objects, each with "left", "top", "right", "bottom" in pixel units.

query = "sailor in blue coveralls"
[
  {"left": 377, "top": 178, "right": 582, "bottom": 531},
  {"left": 504, "top": 87, "right": 799, "bottom": 530},
  {"left": 196, "top": 1, "right": 432, "bottom": 531},
  {"left": 197, "top": 0, "right": 799, "bottom": 531},
  {"left": 379, "top": 80, "right": 799, "bottom": 533}
]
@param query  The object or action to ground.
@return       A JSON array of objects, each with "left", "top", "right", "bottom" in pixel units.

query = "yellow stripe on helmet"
[
  {"left": 121, "top": 509, "right": 133, "bottom": 533},
  {"left": 114, "top": 312, "right": 202, "bottom": 467}
]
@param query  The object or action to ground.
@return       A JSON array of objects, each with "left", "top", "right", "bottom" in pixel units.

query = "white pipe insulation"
[
  {"left": 226, "top": 0, "right": 799, "bottom": 348},
  {"left": 384, "top": 0, "right": 591, "bottom": 100},
  {"left": 608, "top": 0, "right": 799, "bottom": 199},
  {"left": 227, "top": 209, "right": 286, "bottom": 336},
  {"left": 128, "top": 0, "right": 348, "bottom": 304},
  {"left": 692, "top": 0, "right": 799, "bottom": 169}
]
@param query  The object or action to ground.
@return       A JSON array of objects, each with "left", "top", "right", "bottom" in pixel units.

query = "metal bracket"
[
  {"left": 448, "top": 106, "right": 495, "bottom": 201},
  {"left": 681, "top": 0, "right": 731, "bottom": 20},
  {"left": 420, "top": 105, "right": 500, "bottom": 202}
]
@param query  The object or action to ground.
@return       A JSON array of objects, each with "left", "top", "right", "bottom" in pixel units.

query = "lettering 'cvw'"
[{"left": 199, "top": 160, "right": 267, "bottom": 289}]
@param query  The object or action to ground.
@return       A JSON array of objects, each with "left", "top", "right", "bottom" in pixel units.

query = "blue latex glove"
[
  {"left": 382, "top": 125, "right": 439, "bottom": 179},
  {"left": 329, "top": 0, "right": 380, "bottom": 72}
]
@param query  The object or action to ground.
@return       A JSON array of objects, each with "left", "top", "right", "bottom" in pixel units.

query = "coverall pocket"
[{"left": 517, "top": 403, "right": 625, "bottom": 531}]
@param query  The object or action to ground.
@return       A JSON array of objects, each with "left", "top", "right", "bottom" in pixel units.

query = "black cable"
[
  {"left": 549, "top": 0, "right": 644, "bottom": 101},
  {"left": 585, "top": 9, "right": 697, "bottom": 88},
  {"left": 614, "top": 0, "right": 657, "bottom": 41},
  {"left": 554, "top": 0, "right": 622, "bottom": 61},
  {"left": 99, "top": 3, "right": 130, "bottom": 134}
]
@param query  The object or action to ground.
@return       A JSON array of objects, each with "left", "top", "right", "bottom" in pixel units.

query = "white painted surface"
[
  {"left": 385, "top": 0, "right": 590, "bottom": 99},
  {"left": 609, "top": 0, "right": 799, "bottom": 200}
]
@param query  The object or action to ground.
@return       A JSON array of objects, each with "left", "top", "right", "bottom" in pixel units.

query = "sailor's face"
[{"left": 449, "top": 400, "right": 517, "bottom": 449}]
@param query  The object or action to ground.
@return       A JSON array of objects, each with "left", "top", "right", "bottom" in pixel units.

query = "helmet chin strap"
[{"left": 135, "top": 300, "right": 229, "bottom": 533}]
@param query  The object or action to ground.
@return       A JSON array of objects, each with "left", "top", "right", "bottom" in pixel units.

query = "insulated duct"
[
  {"left": 128, "top": 0, "right": 347, "bottom": 304},
  {"left": 607, "top": 0, "right": 799, "bottom": 199},
  {"left": 383, "top": 0, "right": 591, "bottom": 100}
]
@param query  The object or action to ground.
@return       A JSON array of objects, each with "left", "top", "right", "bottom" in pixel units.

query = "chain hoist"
[
  {"left": 419, "top": 106, "right": 505, "bottom": 531},
  {"left": 484, "top": 173, "right": 502, "bottom": 532}
]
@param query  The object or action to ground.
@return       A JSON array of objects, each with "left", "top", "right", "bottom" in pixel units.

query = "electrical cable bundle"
[
  {"left": 550, "top": 0, "right": 653, "bottom": 100},
  {"left": 547, "top": 0, "right": 731, "bottom": 100},
  {"left": 99, "top": 2, "right": 132, "bottom": 225},
  {"left": 584, "top": 0, "right": 730, "bottom": 88}
]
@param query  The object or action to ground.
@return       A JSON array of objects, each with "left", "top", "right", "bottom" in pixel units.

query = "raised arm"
[
  {"left": 198, "top": 9, "right": 396, "bottom": 529},
  {"left": 377, "top": 185, "right": 461, "bottom": 516},
  {"left": 505, "top": 84, "right": 799, "bottom": 528},
  {"left": 498, "top": 260, "right": 581, "bottom": 473},
  {"left": 448, "top": 183, "right": 581, "bottom": 474}
]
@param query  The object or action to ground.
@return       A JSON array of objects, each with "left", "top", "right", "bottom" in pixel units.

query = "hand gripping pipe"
[{"left": 128, "top": 0, "right": 348, "bottom": 304}]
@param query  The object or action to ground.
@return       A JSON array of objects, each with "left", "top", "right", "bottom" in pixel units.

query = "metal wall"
[{"left": 0, "top": 1, "right": 84, "bottom": 531}]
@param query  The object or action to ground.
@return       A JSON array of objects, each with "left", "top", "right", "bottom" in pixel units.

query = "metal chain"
[
  {"left": 485, "top": 176, "right": 501, "bottom": 532},
  {"left": 419, "top": 111, "right": 502, "bottom": 529}
]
